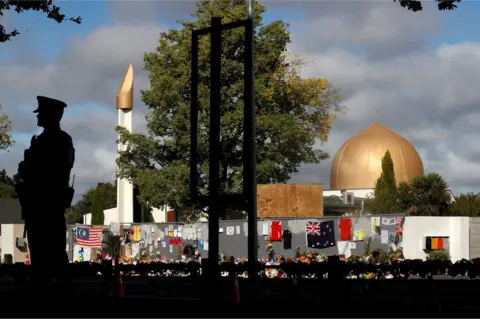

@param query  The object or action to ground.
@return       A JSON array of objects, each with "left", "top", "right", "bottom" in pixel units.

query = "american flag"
[
  {"left": 76, "top": 226, "right": 103, "bottom": 247},
  {"left": 306, "top": 221, "right": 321, "bottom": 236}
]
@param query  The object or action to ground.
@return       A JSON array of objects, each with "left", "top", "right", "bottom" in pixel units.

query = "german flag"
[{"left": 425, "top": 236, "right": 449, "bottom": 250}]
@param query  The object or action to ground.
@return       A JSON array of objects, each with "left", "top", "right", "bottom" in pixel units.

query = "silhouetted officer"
[{"left": 16, "top": 96, "right": 75, "bottom": 293}]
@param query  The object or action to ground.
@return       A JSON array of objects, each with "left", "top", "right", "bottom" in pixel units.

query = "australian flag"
[{"left": 306, "top": 220, "right": 336, "bottom": 249}]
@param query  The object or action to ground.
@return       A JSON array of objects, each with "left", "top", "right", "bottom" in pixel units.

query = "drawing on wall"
[
  {"left": 382, "top": 217, "right": 396, "bottom": 226},
  {"left": 389, "top": 231, "right": 395, "bottom": 243},
  {"left": 371, "top": 217, "right": 381, "bottom": 236},
  {"left": 130, "top": 226, "right": 140, "bottom": 241},
  {"left": 73, "top": 245, "right": 91, "bottom": 262},
  {"left": 131, "top": 243, "right": 140, "bottom": 257},
  {"left": 392, "top": 216, "right": 405, "bottom": 250},
  {"left": 78, "top": 247, "right": 84, "bottom": 262},
  {"left": 262, "top": 223, "right": 269, "bottom": 236},
  {"left": 337, "top": 241, "right": 352, "bottom": 258},
  {"left": 226, "top": 226, "right": 235, "bottom": 236},
  {"left": 353, "top": 229, "right": 365, "bottom": 241},
  {"left": 381, "top": 230, "right": 388, "bottom": 244}
]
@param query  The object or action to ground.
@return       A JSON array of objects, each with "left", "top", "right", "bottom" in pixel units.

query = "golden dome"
[{"left": 330, "top": 122, "right": 424, "bottom": 189}]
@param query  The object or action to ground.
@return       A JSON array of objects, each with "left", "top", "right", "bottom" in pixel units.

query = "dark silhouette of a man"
[{"left": 17, "top": 96, "right": 75, "bottom": 293}]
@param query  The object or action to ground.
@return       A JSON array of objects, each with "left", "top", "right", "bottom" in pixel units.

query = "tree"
[
  {"left": 90, "top": 186, "right": 104, "bottom": 225},
  {"left": 398, "top": 173, "right": 451, "bottom": 216},
  {"left": 0, "top": 105, "right": 13, "bottom": 150},
  {"left": 68, "top": 182, "right": 116, "bottom": 223},
  {"left": 394, "top": 0, "right": 461, "bottom": 12},
  {"left": 0, "top": 169, "right": 18, "bottom": 199},
  {"left": 0, "top": 169, "right": 13, "bottom": 185},
  {"left": 0, "top": 184, "right": 14, "bottom": 199},
  {"left": 140, "top": 201, "right": 155, "bottom": 223},
  {"left": 103, "top": 232, "right": 121, "bottom": 260},
  {"left": 0, "top": 0, "right": 81, "bottom": 43},
  {"left": 449, "top": 193, "right": 480, "bottom": 216},
  {"left": 117, "top": 0, "right": 344, "bottom": 219},
  {"left": 366, "top": 150, "right": 400, "bottom": 214}
]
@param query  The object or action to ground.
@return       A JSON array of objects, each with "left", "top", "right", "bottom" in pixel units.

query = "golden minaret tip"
[{"left": 116, "top": 64, "right": 134, "bottom": 110}]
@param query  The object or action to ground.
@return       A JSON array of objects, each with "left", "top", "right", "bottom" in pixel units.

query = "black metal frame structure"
[{"left": 189, "top": 16, "right": 257, "bottom": 290}]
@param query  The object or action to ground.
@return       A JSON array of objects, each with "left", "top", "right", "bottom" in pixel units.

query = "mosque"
[{"left": 322, "top": 122, "right": 427, "bottom": 214}]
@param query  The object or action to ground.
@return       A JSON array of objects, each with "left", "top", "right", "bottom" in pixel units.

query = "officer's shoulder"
[
  {"left": 58, "top": 129, "right": 73, "bottom": 142},
  {"left": 40, "top": 129, "right": 73, "bottom": 145}
]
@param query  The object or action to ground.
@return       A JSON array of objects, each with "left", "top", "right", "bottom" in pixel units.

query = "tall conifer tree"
[
  {"left": 372, "top": 150, "right": 399, "bottom": 214},
  {"left": 91, "top": 187, "right": 104, "bottom": 225}
]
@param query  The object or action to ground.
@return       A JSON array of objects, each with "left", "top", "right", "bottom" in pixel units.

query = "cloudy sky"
[{"left": 0, "top": 0, "right": 479, "bottom": 202}]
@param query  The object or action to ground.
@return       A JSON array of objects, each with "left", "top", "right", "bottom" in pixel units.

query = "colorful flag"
[
  {"left": 76, "top": 226, "right": 103, "bottom": 247},
  {"left": 306, "top": 220, "right": 336, "bottom": 249},
  {"left": 318, "top": 220, "right": 336, "bottom": 248},
  {"left": 306, "top": 221, "right": 321, "bottom": 248}
]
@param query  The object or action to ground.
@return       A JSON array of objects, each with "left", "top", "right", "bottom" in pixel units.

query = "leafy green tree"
[
  {"left": 0, "top": 169, "right": 12, "bottom": 185},
  {"left": 366, "top": 150, "right": 400, "bottom": 214},
  {"left": 449, "top": 193, "right": 480, "bottom": 216},
  {"left": 0, "top": 169, "right": 18, "bottom": 199},
  {"left": 117, "top": 0, "right": 344, "bottom": 219},
  {"left": 140, "top": 201, "right": 155, "bottom": 223},
  {"left": 0, "top": 184, "right": 14, "bottom": 199},
  {"left": 68, "top": 182, "right": 116, "bottom": 223},
  {"left": 397, "top": 181, "right": 414, "bottom": 212},
  {"left": 90, "top": 186, "right": 104, "bottom": 225},
  {"left": 398, "top": 172, "right": 450, "bottom": 216},
  {"left": 0, "top": 0, "right": 81, "bottom": 43},
  {"left": 0, "top": 106, "right": 13, "bottom": 150},
  {"left": 103, "top": 232, "right": 121, "bottom": 260}
]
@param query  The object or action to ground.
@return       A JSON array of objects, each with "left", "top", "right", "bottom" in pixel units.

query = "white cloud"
[
  {"left": 0, "top": 21, "right": 164, "bottom": 200},
  {"left": 1, "top": 0, "right": 480, "bottom": 201},
  {"left": 290, "top": 13, "right": 480, "bottom": 194}
]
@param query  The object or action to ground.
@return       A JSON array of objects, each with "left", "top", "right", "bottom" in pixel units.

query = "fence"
[
  {"left": 1, "top": 258, "right": 477, "bottom": 278},
  {"left": 67, "top": 215, "right": 406, "bottom": 261}
]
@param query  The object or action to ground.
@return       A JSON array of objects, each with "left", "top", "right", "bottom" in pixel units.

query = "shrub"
[{"left": 426, "top": 249, "right": 450, "bottom": 261}]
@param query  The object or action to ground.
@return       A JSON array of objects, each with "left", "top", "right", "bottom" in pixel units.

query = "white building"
[{"left": 82, "top": 205, "right": 173, "bottom": 226}]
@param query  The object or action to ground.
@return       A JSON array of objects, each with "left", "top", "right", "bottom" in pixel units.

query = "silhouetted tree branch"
[
  {"left": 395, "top": 0, "right": 461, "bottom": 12},
  {"left": 0, "top": 0, "right": 81, "bottom": 43}
]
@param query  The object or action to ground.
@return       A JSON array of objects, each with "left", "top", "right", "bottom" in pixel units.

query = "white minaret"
[{"left": 116, "top": 64, "right": 134, "bottom": 224}]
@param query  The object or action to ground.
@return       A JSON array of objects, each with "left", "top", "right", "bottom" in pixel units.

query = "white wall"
[
  {"left": 0, "top": 224, "right": 13, "bottom": 261},
  {"left": 83, "top": 206, "right": 169, "bottom": 225},
  {"left": 324, "top": 188, "right": 374, "bottom": 199},
  {"left": 403, "top": 216, "right": 469, "bottom": 262},
  {"left": 83, "top": 207, "right": 119, "bottom": 226},
  {"left": 151, "top": 207, "right": 167, "bottom": 223}
]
